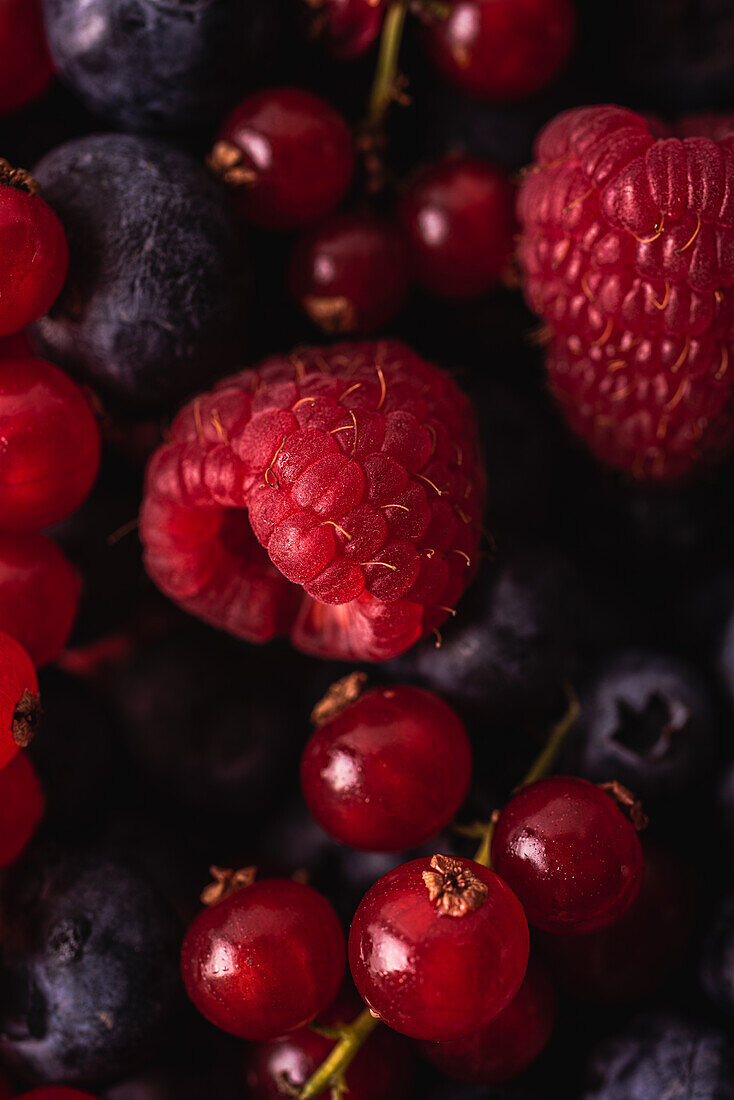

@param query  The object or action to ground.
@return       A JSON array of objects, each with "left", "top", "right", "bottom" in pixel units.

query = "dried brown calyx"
[
  {"left": 302, "top": 295, "right": 357, "bottom": 335},
  {"left": 422, "top": 854, "right": 488, "bottom": 917},
  {"left": 311, "top": 671, "right": 367, "bottom": 726},
  {"left": 201, "top": 865, "right": 257, "bottom": 906},
  {"left": 599, "top": 781, "right": 649, "bottom": 831},
  {"left": 0, "top": 159, "right": 40, "bottom": 196},
  {"left": 207, "top": 141, "right": 257, "bottom": 188},
  {"left": 12, "top": 689, "right": 42, "bottom": 747}
]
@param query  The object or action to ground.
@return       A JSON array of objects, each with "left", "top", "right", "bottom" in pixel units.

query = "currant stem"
[
  {"left": 298, "top": 1007, "right": 380, "bottom": 1100},
  {"left": 365, "top": 0, "right": 409, "bottom": 132}
]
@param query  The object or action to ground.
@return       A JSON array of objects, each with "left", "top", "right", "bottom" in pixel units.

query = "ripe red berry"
[
  {"left": 0, "top": 0, "right": 53, "bottom": 115},
  {"left": 398, "top": 158, "right": 514, "bottom": 299},
  {"left": 209, "top": 87, "right": 354, "bottom": 230},
  {"left": 0, "top": 749, "right": 43, "bottom": 868},
  {"left": 182, "top": 875, "right": 345, "bottom": 1041},
  {"left": 301, "top": 682, "right": 472, "bottom": 851},
  {"left": 348, "top": 854, "right": 529, "bottom": 1041},
  {"left": 491, "top": 776, "right": 645, "bottom": 934},
  {"left": 0, "top": 531, "right": 80, "bottom": 666},
  {"left": 312, "top": 0, "right": 387, "bottom": 60},
  {"left": 0, "top": 358, "right": 100, "bottom": 531},
  {"left": 290, "top": 212, "right": 411, "bottom": 334},
  {"left": 423, "top": 0, "right": 575, "bottom": 102},
  {"left": 140, "top": 340, "right": 484, "bottom": 662},
  {"left": 418, "top": 958, "right": 556, "bottom": 1084},
  {"left": 0, "top": 630, "right": 40, "bottom": 772},
  {"left": 0, "top": 161, "right": 68, "bottom": 336}
]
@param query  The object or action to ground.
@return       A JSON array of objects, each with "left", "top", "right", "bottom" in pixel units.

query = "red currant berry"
[
  {"left": 209, "top": 87, "right": 354, "bottom": 230},
  {"left": 315, "top": 0, "right": 387, "bottom": 60},
  {"left": 16, "top": 1091, "right": 100, "bottom": 1099},
  {"left": 424, "top": 0, "right": 575, "bottom": 101},
  {"left": 491, "top": 776, "right": 645, "bottom": 934},
  {"left": 348, "top": 854, "right": 529, "bottom": 1041},
  {"left": 398, "top": 158, "right": 514, "bottom": 299},
  {"left": 0, "top": 0, "right": 53, "bottom": 115},
  {"left": 290, "top": 212, "right": 411, "bottom": 335},
  {"left": 182, "top": 873, "right": 345, "bottom": 1041},
  {"left": 0, "top": 162, "right": 68, "bottom": 335},
  {"left": 0, "top": 629, "right": 40, "bottom": 771},
  {"left": 418, "top": 957, "right": 555, "bottom": 1084},
  {"left": 244, "top": 993, "right": 413, "bottom": 1099},
  {"left": 301, "top": 683, "right": 472, "bottom": 851},
  {"left": 0, "top": 358, "right": 100, "bottom": 531},
  {"left": 0, "top": 531, "right": 80, "bottom": 666},
  {"left": 0, "top": 749, "right": 43, "bottom": 868}
]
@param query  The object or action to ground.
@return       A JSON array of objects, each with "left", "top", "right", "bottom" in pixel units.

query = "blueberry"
[
  {"left": 702, "top": 893, "right": 734, "bottom": 1017},
  {"left": 30, "top": 133, "right": 247, "bottom": 412},
  {"left": 570, "top": 651, "right": 717, "bottom": 798},
  {"left": 584, "top": 1013, "right": 734, "bottom": 1099}
]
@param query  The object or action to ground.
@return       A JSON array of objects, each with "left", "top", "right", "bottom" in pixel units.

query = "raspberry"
[
  {"left": 140, "top": 341, "right": 484, "bottom": 662},
  {"left": 517, "top": 105, "right": 734, "bottom": 480}
]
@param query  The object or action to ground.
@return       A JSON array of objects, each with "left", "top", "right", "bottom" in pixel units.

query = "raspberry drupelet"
[{"left": 140, "top": 341, "right": 485, "bottom": 662}]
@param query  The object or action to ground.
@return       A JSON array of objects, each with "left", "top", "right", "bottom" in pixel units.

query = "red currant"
[
  {"left": 418, "top": 957, "right": 556, "bottom": 1084},
  {"left": 315, "top": 0, "right": 387, "bottom": 60},
  {"left": 491, "top": 776, "right": 645, "bottom": 934},
  {"left": 0, "top": 749, "right": 43, "bottom": 868},
  {"left": 182, "top": 874, "right": 345, "bottom": 1041},
  {"left": 398, "top": 158, "right": 514, "bottom": 299},
  {"left": 348, "top": 854, "right": 529, "bottom": 1041},
  {"left": 423, "top": 0, "right": 575, "bottom": 101},
  {"left": 0, "top": 358, "right": 100, "bottom": 531},
  {"left": 0, "top": 0, "right": 53, "bottom": 115},
  {"left": 301, "top": 684, "right": 472, "bottom": 851},
  {"left": 210, "top": 87, "right": 354, "bottom": 230},
  {"left": 0, "top": 162, "right": 68, "bottom": 335},
  {"left": 0, "top": 531, "right": 80, "bottom": 665},
  {"left": 290, "top": 212, "right": 411, "bottom": 335},
  {"left": 0, "top": 630, "right": 40, "bottom": 771}
]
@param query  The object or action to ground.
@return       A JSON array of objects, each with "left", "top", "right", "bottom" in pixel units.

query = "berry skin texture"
[
  {"left": 0, "top": 630, "right": 40, "bottom": 772},
  {"left": 0, "top": 358, "right": 100, "bottom": 531},
  {"left": 290, "top": 212, "right": 411, "bottom": 334},
  {"left": 491, "top": 776, "right": 645, "bottom": 934},
  {"left": 0, "top": 0, "right": 53, "bottom": 115},
  {"left": 348, "top": 855, "right": 529, "bottom": 1041},
  {"left": 517, "top": 106, "right": 734, "bottom": 481},
  {"left": 313, "top": 0, "right": 387, "bottom": 60},
  {"left": 301, "top": 684, "right": 472, "bottom": 851},
  {"left": 0, "top": 532, "right": 80, "bottom": 665},
  {"left": 0, "top": 751, "right": 44, "bottom": 868},
  {"left": 418, "top": 958, "right": 556, "bottom": 1085},
  {"left": 0, "top": 165, "right": 68, "bottom": 337},
  {"left": 140, "top": 340, "right": 484, "bottom": 663},
  {"left": 398, "top": 158, "right": 514, "bottom": 300},
  {"left": 181, "top": 878, "right": 345, "bottom": 1041},
  {"left": 424, "top": 0, "right": 575, "bottom": 102},
  {"left": 210, "top": 88, "right": 354, "bottom": 231}
]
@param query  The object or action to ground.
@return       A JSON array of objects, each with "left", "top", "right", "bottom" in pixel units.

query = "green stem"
[
  {"left": 365, "top": 0, "right": 409, "bottom": 132},
  {"left": 299, "top": 1008, "right": 380, "bottom": 1100},
  {"left": 520, "top": 687, "right": 579, "bottom": 789},
  {"left": 472, "top": 820, "right": 495, "bottom": 868}
]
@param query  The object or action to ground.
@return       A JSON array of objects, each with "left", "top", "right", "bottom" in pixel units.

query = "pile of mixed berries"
[{"left": 4, "top": 1, "right": 734, "bottom": 1098}]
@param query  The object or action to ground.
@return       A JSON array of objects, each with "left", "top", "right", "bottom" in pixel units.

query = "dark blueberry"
[
  {"left": 42, "top": 0, "right": 287, "bottom": 133},
  {"left": 30, "top": 133, "right": 247, "bottom": 413},
  {"left": 584, "top": 1013, "right": 734, "bottom": 1099},
  {"left": 0, "top": 844, "right": 181, "bottom": 1085},
  {"left": 702, "top": 893, "right": 734, "bottom": 1017},
  {"left": 570, "top": 651, "right": 717, "bottom": 798}
]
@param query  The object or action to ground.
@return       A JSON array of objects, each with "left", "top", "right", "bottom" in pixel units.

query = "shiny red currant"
[
  {"left": 209, "top": 87, "right": 354, "bottom": 230},
  {"left": 302, "top": 683, "right": 472, "bottom": 851},
  {"left": 0, "top": 630, "right": 40, "bottom": 771},
  {"left": 0, "top": 749, "right": 43, "bottom": 868},
  {"left": 0, "top": 0, "right": 53, "bottom": 115},
  {"left": 182, "top": 873, "right": 345, "bottom": 1041},
  {"left": 0, "top": 531, "right": 80, "bottom": 666},
  {"left": 0, "top": 358, "right": 100, "bottom": 531},
  {"left": 0, "top": 162, "right": 68, "bottom": 335},
  {"left": 398, "top": 158, "right": 514, "bottom": 299},
  {"left": 491, "top": 776, "right": 645, "bottom": 934},
  {"left": 314, "top": 0, "right": 387, "bottom": 60},
  {"left": 348, "top": 854, "right": 529, "bottom": 1041},
  {"left": 423, "top": 0, "right": 575, "bottom": 101},
  {"left": 290, "top": 212, "right": 411, "bottom": 335}
]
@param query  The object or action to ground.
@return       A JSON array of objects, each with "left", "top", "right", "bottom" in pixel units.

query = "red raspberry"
[
  {"left": 140, "top": 341, "right": 484, "bottom": 662},
  {"left": 517, "top": 105, "right": 734, "bottom": 480}
]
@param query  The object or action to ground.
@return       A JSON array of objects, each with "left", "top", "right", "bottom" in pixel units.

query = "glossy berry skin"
[
  {"left": 211, "top": 88, "right": 354, "bottom": 231},
  {"left": 0, "top": 751, "right": 43, "bottom": 868},
  {"left": 491, "top": 776, "right": 645, "bottom": 934},
  {"left": 301, "top": 685, "right": 472, "bottom": 851},
  {"left": 290, "top": 213, "right": 410, "bottom": 334},
  {"left": 316, "top": 0, "right": 386, "bottom": 60},
  {"left": 419, "top": 959, "right": 556, "bottom": 1084},
  {"left": 0, "top": 0, "right": 53, "bottom": 115},
  {"left": 424, "top": 0, "right": 575, "bottom": 102},
  {"left": 398, "top": 159, "right": 514, "bottom": 299},
  {"left": 348, "top": 856, "right": 529, "bottom": 1041},
  {"left": 0, "top": 630, "right": 40, "bottom": 772},
  {"left": 182, "top": 878, "right": 345, "bottom": 1041},
  {"left": 0, "top": 170, "right": 68, "bottom": 337},
  {"left": 0, "top": 358, "right": 100, "bottom": 531},
  {"left": 0, "top": 532, "right": 79, "bottom": 665}
]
